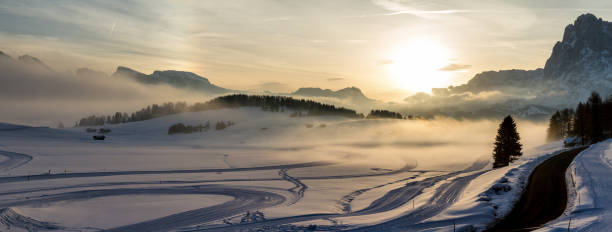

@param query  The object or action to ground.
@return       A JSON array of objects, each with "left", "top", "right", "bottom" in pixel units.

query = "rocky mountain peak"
[
  {"left": 544, "top": 13, "right": 612, "bottom": 79},
  {"left": 112, "top": 66, "right": 227, "bottom": 94}
]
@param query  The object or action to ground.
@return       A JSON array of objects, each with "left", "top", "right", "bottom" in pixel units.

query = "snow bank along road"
[
  {"left": 487, "top": 147, "right": 587, "bottom": 231},
  {"left": 539, "top": 139, "right": 612, "bottom": 231}
]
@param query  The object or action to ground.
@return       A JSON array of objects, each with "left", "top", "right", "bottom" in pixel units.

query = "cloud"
[
  {"left": 371, "top": 0, "right": 473, "bottom": 18},
  {"left": 379, "top": 59, "right": 394, "bottom": 65},
  {"left": 248, "top": 81, "right": 293, "bottom": 93},
  {"left": 262, "top": 16, "right": 297, "bottom": 22},
  {"left": 345, "top": 39, "right": 368, "bottom": 43},
  {"left": 439, "top": 63, "right": 472, "bottom": 71},
  {"left": 385, "top": 9, "right": 472, "bottom": 16},
  {"left": 0, "top": 56, "right": 209, "bottom": 126},
  {"left": 327, "top": 77, "right": 344, "bottom": 81}
]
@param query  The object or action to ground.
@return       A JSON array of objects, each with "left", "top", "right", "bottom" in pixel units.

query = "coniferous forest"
[
  {"left": 366, "top": 110, "right": 404, "bottom": 119},
  {"left": 546, "top": 91, "right": 612, "bottom": 145},
  {"left": 76, "top": 94, "right": 366, "bottom": 127}
]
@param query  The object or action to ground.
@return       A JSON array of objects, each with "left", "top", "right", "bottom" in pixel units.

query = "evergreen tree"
[
  {"left": 560, "top": 108, "right": 574, "bottom": 137},
  {"left": 574, "top": 103, "right": 587, "bottom": 145},
  {"left": 546, "top": 111, "right": 562, "bottom": 141},
  {"left": 588, "top": 92, "right": 603, "bottom": 142},
  {"left": 603, "top": 95, "right": 612, "bottom": 137},
  {"left": 493, "top": 115, "right": 523, "bottom": 168}
]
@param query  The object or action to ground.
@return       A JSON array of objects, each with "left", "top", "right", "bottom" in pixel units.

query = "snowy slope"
[
  {"left": 536, "top": 139, "right": 612, "bottom": 231},
  {"left": 0, "top": 107, "right": 552, "bottom": 231}
]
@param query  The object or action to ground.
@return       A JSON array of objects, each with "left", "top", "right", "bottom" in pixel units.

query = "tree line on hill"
[
  {"left": 77, "top": 102, "right": 188, "bottom": 126},
  {"left": 546, "top": 91, "right": 612, "bottom": 145},
  {"left": 168, "top": 121, "right": 235, "bottom": 134},
  {"left": 366, "top": 110, "right": 404, "bottom": 119},
  {"left": 76, "top": 94, "right": 411, "bottom": 127}
]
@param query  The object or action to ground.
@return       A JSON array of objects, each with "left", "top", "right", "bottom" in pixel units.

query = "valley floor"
[{"left": 0, "top": 108, "right": 565, "bottom": 231}]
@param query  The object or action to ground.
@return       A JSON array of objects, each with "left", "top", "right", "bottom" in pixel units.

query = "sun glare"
[{"left": 388, "top": 39, "right": 452, "bottom": 93}]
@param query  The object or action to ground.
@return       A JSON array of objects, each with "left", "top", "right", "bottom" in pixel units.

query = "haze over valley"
[{"left": 2, "top": 1, "right": 612, "bottom": 231}]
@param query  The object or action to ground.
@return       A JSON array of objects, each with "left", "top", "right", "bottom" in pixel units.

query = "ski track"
[
  {"left": 348, "top": 171, "right": 486, "bottom": 231},
  {"left": 0, "top": 185, "right": 286, "bottom": 232},
  {"left": 0, "top": 162, "right": 431, "bottom": 199},
  {"left": 278, "top": 168, "right": 307, "bottom": 205},
  {"left": 191, "top": 160, "right": 488, "bottom": 231},
  {"left": 0, "top": 158, "right": 427, "bottom": 231},
  {"left": 0, "top": 161, "right": 332, "bottom": 184},
  {"left": 337, "top": 172, "right": 424, "bottom": 214},
  {"left": 0, "top": 169, "right": 431, "bottom": 198},
  {"left": 0, "top": 147, "right": 489, "bottom": 232},
  {"left": 0, "top": 208, "right": 65, "bottom": 232},
  {"left": 0, "top": 150, "right": 32, "bottom": 172}
]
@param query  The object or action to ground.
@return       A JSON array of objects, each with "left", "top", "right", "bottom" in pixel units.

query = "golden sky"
[{"left": 2, "top": 0, "right": 612, "bottom": 101}]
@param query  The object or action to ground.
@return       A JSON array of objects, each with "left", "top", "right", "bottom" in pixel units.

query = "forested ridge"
[{"left": 77, "top": 94, "right": 370, "bottom": 126}]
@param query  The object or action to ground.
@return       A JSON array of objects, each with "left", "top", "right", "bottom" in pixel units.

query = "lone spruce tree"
[{"left": 493, "top": 115, "right": 523, "bottom": 168}]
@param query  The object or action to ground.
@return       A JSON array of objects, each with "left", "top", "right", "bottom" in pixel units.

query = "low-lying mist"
[
  {"left": 179, "top": 109, "right": 549, "bottom": 171},
  {"left": 295, "top": 118, "right": 548, "bottom": 170},
  {"left": 0, "top": 59, "right": 211, "bottom": 126}
]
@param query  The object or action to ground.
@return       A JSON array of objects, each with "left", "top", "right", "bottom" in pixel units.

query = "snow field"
[{"left": 0, "top": 108, "right": 553, "bottom": 231}]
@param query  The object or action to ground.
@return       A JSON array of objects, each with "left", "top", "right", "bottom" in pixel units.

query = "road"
[{"left": 486, "top": 147, "right": 587, "bottom": 231}]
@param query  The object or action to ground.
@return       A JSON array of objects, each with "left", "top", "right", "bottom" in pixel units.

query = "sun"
[{"left": 387, "top": 39, "right": 452, "bottom": 93}]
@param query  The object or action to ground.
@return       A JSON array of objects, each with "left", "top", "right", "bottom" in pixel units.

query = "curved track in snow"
[
  {"left": 189, "top": 160, "right": 489, "bottom": 231},
  {"left": 337, "top": 172, "right": 424, "bottom": 213},
  {"left": 0, "top": 150, "right": 32, "bottom": 172},
  {"left": 0, "top": 185, "right": 286, "bottom": 232},
  {"left": 0, "top": 164, "right": 426, "bottom": 199},
  {"left": 0, "top": 161, "right": 332, "bottom": 184},
  {"left": 349, "top": 171, "right": 486, "bottom": 231},
  {"left": 0, "top": 145, "right": 490, "bottom": 232},
  {"left": 279, "top": 168, "right": 307, "bottom": 205},
  {"left": 0, "top": 208, "right": 64, "bottom": 231}
]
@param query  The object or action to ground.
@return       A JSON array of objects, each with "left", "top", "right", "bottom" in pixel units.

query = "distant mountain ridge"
[
  {"left": 407, "top": 13, "right": 612, "bottom": 119},
  {"left": 292, "top": 87, "right": 375, "bottom": 102},
  {"left": 111, "top": 67, "right": 229, "bottom": 94},
  {"left": 0, "top": 51, "right": 231, "bottom": 95}
]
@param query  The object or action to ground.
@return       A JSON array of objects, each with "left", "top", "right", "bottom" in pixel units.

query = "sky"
[{"left": 2, "top": 0, "right": 612, "bottom": 101}]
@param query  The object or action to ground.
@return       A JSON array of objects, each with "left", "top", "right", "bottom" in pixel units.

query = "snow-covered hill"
[{"left": 0, "top": 107, "right": 554, "bottom": 231}]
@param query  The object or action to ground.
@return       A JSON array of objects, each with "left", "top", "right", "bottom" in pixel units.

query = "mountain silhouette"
[
  {"left": 112, "top": 66, "right": 229, "bottom": 94},
  {"left": 410, "top": 13, "right": 612, "bottom": 119}
]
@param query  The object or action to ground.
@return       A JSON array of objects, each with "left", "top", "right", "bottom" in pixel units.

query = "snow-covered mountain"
[
  {"left": 112, "top": 67, "right": 229, "bottom": 94},
  {"left": 543, "top": 13, "right": 612, "bottom": 97},
  {"left": 402, "top": 13, "right": 612, "bottom": 119}
]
